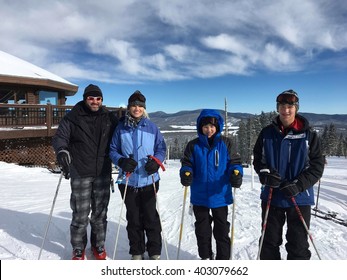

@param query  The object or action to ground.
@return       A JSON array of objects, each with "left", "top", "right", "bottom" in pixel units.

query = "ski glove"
[
  {"left": 180, "top": 171, "right": 193, "bottom": 187},
  {"left": 279, "top": 180, "right": 302, "bottom": 197},
  {"left": 57, "top": 149, "right": 71, "bottom": 179},
  {"left": 145, "top": 159, "right": 160, "bottom": 175},
  {"left": 230, "top": 170, "right": 242, "bottom": 188},
  {"left": 259, "top": 168, "right": 281, "bottom": 187},
  {"left": 118, "top": 157, "right": 138, "bottom": 173}
]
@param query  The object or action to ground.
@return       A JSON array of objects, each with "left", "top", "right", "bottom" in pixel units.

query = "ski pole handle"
[
  {"left": 147, "top": 155, "right": 166, "bottom": 171},
  {"left": 234, "top": 170, "right": 240, "bottom": 176},
  {"left": 183, "top": 171, "right": 191, "bottom": 187}
]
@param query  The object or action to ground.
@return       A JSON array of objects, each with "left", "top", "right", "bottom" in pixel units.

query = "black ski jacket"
[{"left": 52, "top": 101, "right": 118, "bottom": 178}]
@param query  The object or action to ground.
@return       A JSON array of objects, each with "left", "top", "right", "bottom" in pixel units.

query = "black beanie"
[
  {"left": 128, "top": 90, "right": 146, "bottom": 109},
  {"left": 83, "top": 84, "right": 103, "bottom": 100}
]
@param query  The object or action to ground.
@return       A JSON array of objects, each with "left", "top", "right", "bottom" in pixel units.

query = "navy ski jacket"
[
  {"left": 180, "top": 109, "right": 243, "bottom": 208},
  {"left": 253, "top": 114, "right": 324, "bottom": 207}
]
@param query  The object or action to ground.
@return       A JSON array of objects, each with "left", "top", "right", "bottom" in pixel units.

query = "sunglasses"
[{"left": 86, "top": 96, "right": 102, "bottom": 101}]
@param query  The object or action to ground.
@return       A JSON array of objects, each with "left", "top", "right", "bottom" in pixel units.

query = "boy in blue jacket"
[{"left": 180, "top": 109, "right": 243, "bottom": 260}]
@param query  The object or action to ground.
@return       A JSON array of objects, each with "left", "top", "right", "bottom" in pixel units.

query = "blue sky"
[{"left": 0, "top": 0, "right": 346, "bottom": 114}]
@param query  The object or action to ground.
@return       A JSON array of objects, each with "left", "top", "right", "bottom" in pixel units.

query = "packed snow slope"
[{"left": 0, "top": 157, "right": 346, "bottom": 260}]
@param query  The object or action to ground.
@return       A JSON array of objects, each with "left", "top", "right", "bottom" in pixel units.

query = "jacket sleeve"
[
  {"left": 253, "top": 129, "right": 267, "bottom": 174},
  {"left": 224, "top": 136, "right": 243, "bottom": 176},
  {"left": 52, "top": 117, "right": 71, "bottom": 153},
  {"left": 109, "top": 111, "right": 119, "bottom": 134},
  {"left": 153, "top": 128, "right": 167, "bottom": 163},
  {"left": 296, "top": 130, "right": 325, "bottom": 190},
  {"left": 109, "top": 127, "right": 123, "bottom": 166},
  {"left": 180, "top": 139, "right": 196, "bottom": 174}
]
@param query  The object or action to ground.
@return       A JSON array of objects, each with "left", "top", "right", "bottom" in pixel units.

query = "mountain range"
[{"left": 148, "top": 109, "right": 347, "bottom": 135}]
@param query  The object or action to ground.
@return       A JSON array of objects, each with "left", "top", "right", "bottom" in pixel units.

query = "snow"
[
  {"left": 0, "top": 157, "right": 346, "bottom": 262},
  {"left": 0, "top": 50, "right": 76, "bottom": 86}
]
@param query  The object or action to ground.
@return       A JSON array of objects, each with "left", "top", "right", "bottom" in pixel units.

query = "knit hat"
[
  {"left": 128, "top": 90, "right": 146, "bottom": 109},
  {"left": 276, "top": 89, "right": 299, "bottom": 112},
  {"left": 200, "top": 116, "right": 220, "bottom": 132},
  {"left": 83, "top": 84, "right": 103, "bottom": 100}
]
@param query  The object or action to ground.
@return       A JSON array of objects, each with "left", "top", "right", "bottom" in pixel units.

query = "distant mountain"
[
  {"left": 149, "top": 110, "right": 347, "bottom": 134},
  {"left": 149, "top": 109, "right": 253, "bottom": 130}
]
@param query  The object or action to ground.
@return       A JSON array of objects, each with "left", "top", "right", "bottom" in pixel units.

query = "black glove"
[
  {"left": 279, "top": 180, "right": 302, "bottom": 197},
  {"left": 180, "top": 171, "right": 193, "bottom": 187},
  {"left": 230, "top": 170, "right": 242, "bottom": 188},
  {"left": 259, "top": 168, "right": 281, "bottom": 187},
  {"left": 118, "top": 157, "right": 138, "bottom": 173},
  {"left": 57, "top": 149, "right": 71, "bottom": 179},
  {"left": 145, "top": 159, "right": 160, "bottom": 175}
]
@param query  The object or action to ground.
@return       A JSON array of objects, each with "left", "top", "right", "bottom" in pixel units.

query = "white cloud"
[
  {"left": 0, "top": 0, "right": 346, "bottom": 83},
  {"left": 164, "top": 44, "right": 191, "bottom": 62}
]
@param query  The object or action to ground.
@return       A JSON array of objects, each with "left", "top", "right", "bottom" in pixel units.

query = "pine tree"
[{"left": 327, "top": 123, "right": 338, "bottom": 156}]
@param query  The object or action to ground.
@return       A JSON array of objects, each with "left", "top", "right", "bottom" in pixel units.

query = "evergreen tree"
[
  {"left": 327, "top": 123, "right": 338, "bottom": 156},
  {"left": 336, "top": 133, "right": 344, "bottom": 157},
  {"left": 259, "top": 111, "right": 269, "bottom": 129},
  {"left": 237, "top": 120, "right": 248, "bottom": 163}
]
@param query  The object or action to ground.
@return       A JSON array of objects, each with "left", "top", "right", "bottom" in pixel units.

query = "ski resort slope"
[{"left": 0, "top": 157, "right": 346, "bottom": 261}]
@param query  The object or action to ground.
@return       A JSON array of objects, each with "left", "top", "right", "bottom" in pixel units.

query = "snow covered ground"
[{"left": 0, "top": 157, "right": 346, "bottom": 261}]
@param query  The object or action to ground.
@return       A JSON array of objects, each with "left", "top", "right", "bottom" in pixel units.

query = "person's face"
[
  {"left": 129, "top": 105, "right": 144, "bottom": 118},
  {"left": 202, "top": 124, "right": 217, "bottom": 138},
  {"left": 278, "top": 103, "right": 296, "bottom": 127},
  {"left": 85, "top": 96, "right": 102, "bottom": 112}
]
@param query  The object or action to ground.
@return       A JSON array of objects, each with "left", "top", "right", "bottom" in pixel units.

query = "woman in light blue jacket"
[{"left": 110, "top": 90, "right": 166, "bottom": 260}]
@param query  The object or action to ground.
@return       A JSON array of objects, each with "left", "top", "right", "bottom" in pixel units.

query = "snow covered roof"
[{"left": 0, "top": 50, "right": 78, "bottom": 95}]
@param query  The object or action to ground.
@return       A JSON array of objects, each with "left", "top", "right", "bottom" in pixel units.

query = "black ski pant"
[
  {"left": 259, "top": 202, "right": 311, "bottom": 260},
  {"left": 70, "top": 176, "right": 111, "bottom": 251},
  {"left": 119, "top": 182, "right": 162, "bottom": 257},
  {"left": 193, "top": 205, "right": 230, "bottom": 260}
]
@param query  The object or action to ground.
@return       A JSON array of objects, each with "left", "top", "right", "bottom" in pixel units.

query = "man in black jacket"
[{"left": 52, "top": 84, "right": 118, "bottom": 260}]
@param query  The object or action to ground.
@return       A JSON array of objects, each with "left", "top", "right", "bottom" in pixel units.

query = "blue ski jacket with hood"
[{"left": 180, "top": 109, "right": 243, "bottom": 208}]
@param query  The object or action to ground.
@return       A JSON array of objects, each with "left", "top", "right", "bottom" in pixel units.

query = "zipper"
[{"left": 215, "top": 149, "right": 219, "bottom": 167}]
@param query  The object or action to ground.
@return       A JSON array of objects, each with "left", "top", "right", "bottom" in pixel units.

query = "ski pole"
[
  {"left": 291, "top": 196, "right": 322, "bottom": 260},
  {"left": 112, "top": 172, "right": 131, "bottom": 260},
  {"left": 151, "top": 174, "right": 169, "bottom": 260},
  {"left": 177, "top": 179, "right": 189, "bottom": 260},
  {"left": 314, "top": 179, "right": 321, "bottom": 217},
  {"left": 257, "top": 187, "right": 273, "bottom": 260},
  {"left": 147, "top": 155, "right": 169, "bottom": 259},
  {"left": 38, "top": 172, "right": 64, "bottom": 260},
  {"left": 230, "top": 169, "right": 239, "bottom": 260}
]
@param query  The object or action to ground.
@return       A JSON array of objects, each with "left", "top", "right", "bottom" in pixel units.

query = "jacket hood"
[{"left": 196, "top": 109, "right": 224, "bottom": 135}]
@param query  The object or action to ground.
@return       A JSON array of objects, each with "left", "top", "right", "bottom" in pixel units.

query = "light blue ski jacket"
[{"left": 109, "top": 116, "right": 166, "bottom": 187}]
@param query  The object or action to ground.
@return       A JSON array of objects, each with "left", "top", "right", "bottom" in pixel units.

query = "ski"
[
  {"left": 312, "top": 208, "right": 347, "bottom": 227},
  {"left": 313, "top": 208, "right": 343, "bottom": 220}
]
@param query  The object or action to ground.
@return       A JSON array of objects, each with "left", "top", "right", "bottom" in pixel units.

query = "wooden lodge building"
[{"left": 0, "top": 50, "right": 124, "bottom": 169}]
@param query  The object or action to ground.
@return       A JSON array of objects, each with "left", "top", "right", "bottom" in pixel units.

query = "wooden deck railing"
[{"left": 0, "top": 104, "right": 125, "bottom": 139}]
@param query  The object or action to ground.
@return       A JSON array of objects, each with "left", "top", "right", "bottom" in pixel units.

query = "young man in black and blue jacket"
[{"left": 253, "top": 90, "right": 324, "bottom": 260}]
